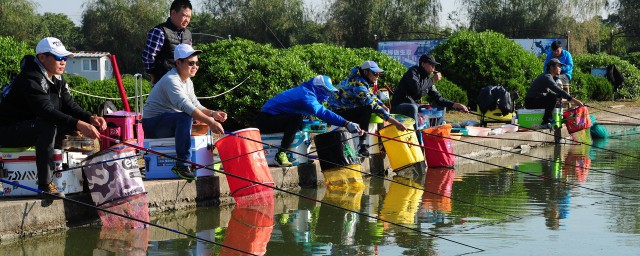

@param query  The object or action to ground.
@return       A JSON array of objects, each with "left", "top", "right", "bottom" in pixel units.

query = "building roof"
[{"left": 70, "top": 51, "right": 111, "bottom": 58}]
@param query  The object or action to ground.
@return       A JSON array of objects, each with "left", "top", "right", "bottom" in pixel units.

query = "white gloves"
[{"left": 346, "top": 122, "right": 363, "bottom": 135}]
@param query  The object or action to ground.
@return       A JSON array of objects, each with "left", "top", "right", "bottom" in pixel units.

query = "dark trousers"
[
  {"left": 0, "top": 119, "right": 73, "bottom": 186},
  {"left": 391, "top": 103, "right": 421, "bottom": 144},
  {"left": 142, "top": 112, "right": 193, "bottom": 167},
  {"left": 334, "top": 106, "right": 373, "bottom": 144},
  {"left": 525, "top": 94, "right": 559, "bottom": 125},
  {"left": 255, "top": 112, "right": 303, "bottom": 151}
]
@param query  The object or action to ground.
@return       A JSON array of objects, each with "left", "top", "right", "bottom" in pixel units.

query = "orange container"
[{"left": 214, "top": 128, "right": 273, "bottom": 197}]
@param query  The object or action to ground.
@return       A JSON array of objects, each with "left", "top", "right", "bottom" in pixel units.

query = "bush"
[
  {"left": 430, "top": 30, "right": 542, "bottom": 108},
  {"left": 571, "top": 71, "right": 613, "bottom": 101},
  {"left": 433, "top": 78, "right": 468, "bottom": 105},
  {"left": 63, "top": 74, "right": 89, "bottom": 88},
  {"left": 71, "top": 74, "right": 152, "bottom": 114},
  {"left": 621, "top": 52, "right": 640, "bottom": 69},
  {"left": 0, "top": 36, "right": 33, "bottom": 86},
  {"left": 574, "top": 53, "right": 640, "bottom": 100}
]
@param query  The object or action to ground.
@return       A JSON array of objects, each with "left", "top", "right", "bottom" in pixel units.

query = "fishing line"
[
  {"left": 418, "top": 130, "right": 640, "bottom": 181},
  {"left": 223, "top": 131, "right": 520, "bottom": 220},
  {"left": 468, "top": 111, "right": 640, "bottom": 160},
  {"left": 367, "top": 131, "right": 631, "bottom": 200},
  {"left": 0, "top": 178, "right": 256, "bottom": 256},
  {"left": 586, "top": 103, "right": 640, "bottom": 122},
  {"left": 53, "top": 154, "right": 141, "bottom": 174},
  {"left": 101, "top": 135, "right": 485, "bottom": 253}
]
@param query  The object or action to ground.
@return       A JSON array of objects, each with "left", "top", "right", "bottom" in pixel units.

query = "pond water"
[{"left": 1, "top": 136, "right": 640, "bottom": 255}]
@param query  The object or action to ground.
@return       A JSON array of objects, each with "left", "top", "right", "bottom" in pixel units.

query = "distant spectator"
[{"left": 543, "top": 41, "right": 573, "bottom": 85}]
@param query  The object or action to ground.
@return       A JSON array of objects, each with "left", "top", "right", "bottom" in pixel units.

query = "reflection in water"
[
  {"left": 316, "top": 185, "right": 365, "bottom": 245},
  {"left": 564, "top": 144, "right": 592, "bottom": 183},
  {"left": 94, "top": 228, "right": 150, "bottom": 255},
  {"left": 420, "top": 168, "right": 455, "bottom": 224},
  {"left": 220, "top": 190, "right": 275, "bottom": 256},
  {"left": 380, "top": 173, "right": 425, "bottom": 226}
]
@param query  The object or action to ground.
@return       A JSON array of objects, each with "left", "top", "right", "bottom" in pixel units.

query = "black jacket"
[
  {"left": 0, "top": 55, "right": 92, "bottom": 128},
  {"left": 152, "top": 18, "right": 193, "bottom": 78},
  {"left": 391, "top": 65, "right": 454, "bottom": 108}
]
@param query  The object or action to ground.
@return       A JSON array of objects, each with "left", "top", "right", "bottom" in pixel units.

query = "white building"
[{"left": 65, "top": 51, "right": 113, "bottom": 82}]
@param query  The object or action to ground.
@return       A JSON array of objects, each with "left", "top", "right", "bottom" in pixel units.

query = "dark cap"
[
  {"left": 419, "top": 54, "right": 440, "bottom": 66},
  {"left": 548, "top": 58, "right": 566, "bottom": 67}
]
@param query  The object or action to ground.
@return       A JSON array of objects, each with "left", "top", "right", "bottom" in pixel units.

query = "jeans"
[
  {"left": 0, "top": 119, "right": 72, "bottom": 186},
  {"left": 255, "top": 112, "right": 303, "bottom": 150},
  {"left": 142, "top": 112, "right": 193, "bottom": 167}
]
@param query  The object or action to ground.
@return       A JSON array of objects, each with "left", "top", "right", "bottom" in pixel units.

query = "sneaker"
[
  {"left": 171, "top": 165, "right": 197, "bottom": 181},
  {"left": 358, "top": 145, "right": 370, "bottom": 158},
  {"left": 275, "top": 152, "right": 293, "bottom": 167},
  {"left": 38, "top": 182, "right": 65, "bottom": 199}
]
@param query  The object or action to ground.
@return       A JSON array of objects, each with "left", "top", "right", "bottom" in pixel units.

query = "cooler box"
[
  {"left": 0, "top": 149, "right": 83, "bottom": 196},
  {"left": 100, "top": 111, "right": 144, "bottom": 150},
  {"left": 142, "top": 135, "right": 214, "bottom": 179},
  {"left": 516, "top": 108, "right": 561, "bottom": 129},
  {"left": 261, "top": 131, "right": 311, "bottom": 166}
]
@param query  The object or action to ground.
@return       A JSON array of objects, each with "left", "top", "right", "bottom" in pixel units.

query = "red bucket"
[
  {"left": 215, "top": 128, "right": 273, "bottom": 197},
  {"left": 421, "top": 124, "right": 455, "bottom": 168},
  {"left": 563, "top": 106, "right": 592, "bottom": 133}
]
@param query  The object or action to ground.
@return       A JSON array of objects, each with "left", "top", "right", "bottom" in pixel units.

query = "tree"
[
  {"left": 81, "top": 0, "right": 170, "bottom": 74},
  {"left": 612, "top": 0, "right": 640, "bottom": 51},
  {"left": 326, "top": 0, "right": 442, "bottom": 47},
  {"left": 0, "top": 0, "right": 40, "bottom": 42},
  {"left": 38, "top": 13, "right": 84, "bottom": 50}
]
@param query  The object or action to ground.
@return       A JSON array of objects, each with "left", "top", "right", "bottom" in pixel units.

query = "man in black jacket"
[
  {"left": 391, "top": 54, "right": 468, "bottom": 141},
  {"left": 0, "top": 37, "right": 106, "bottom": 199},
  {"left": 142, "top": 0, "right": 193, "bottom": 84}
]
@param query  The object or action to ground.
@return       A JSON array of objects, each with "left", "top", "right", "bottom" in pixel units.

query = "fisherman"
[
  {"left": 525, "top": 58, "right": 583, "bottom": 129},
  {"left": 142, "top": 44, "right": 226, "bottom": 181},
  {"left": 0, "top": 37, "right": 107, "bottom": 199},
  {"left": 328, "top": 61, "right": 407, "bottom": 157},
  {"left": 256, "top": 75, "right": 363, "bottom": 167}
]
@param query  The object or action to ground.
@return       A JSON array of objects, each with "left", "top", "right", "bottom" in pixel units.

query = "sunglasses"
[
  {"left": 370, "top": 71, "right": 380, "bottom": 77},
  {"left": 187, "top": 61, "right": 199, "bottom": 67},
  {"left": 45, "top": 53, "right": 68, "bottom": 61}
]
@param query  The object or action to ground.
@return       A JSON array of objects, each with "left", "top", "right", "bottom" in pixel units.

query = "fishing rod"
[
  {"left": 586, "top": 103, "right": 640, "bottom": 122},
  {"left": 53, "top": 154, "right": 141, "bottom": 174},
  {"left": 223, "top": 131, "right": 521, "bottom": 220},
  {"left": 101, "top": 135, "right": 485, "bottom": 253},
  {"left": 366, "top": 131, "right": 630, "bottom": 200},
  {"left": 417, "top": 130, "right": 640, "bottom": 182},
  {"left": 0, "top": 178, "right": 256, "bottom": 256},
  {"left": 467, "top": 111, "right": 640, "bottom": 160}
]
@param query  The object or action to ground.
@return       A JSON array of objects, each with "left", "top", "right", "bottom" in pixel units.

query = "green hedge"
[
  {"left": 571, "top": 71, "right": 613, "bottom": 101},
  {"left": 0, "top": 36, "right": 33, "bottom": 86},
  {"left": 434, "top": 78, "right": 468, "bottom": 105},
  {"left": 63, "top": 74, "right": 89, "bottom": 88},
  {"left": 430, "top": 30, "right": 542, "bottom": 108},
  {"left": 574, "top": 53, "right": 640, "bottom": 99},
  {"left": 71, "top": 74, "right": 152, "bottom": 114},
  {"left": 621, "top": 52, "right": 640, "bottom": 69}
]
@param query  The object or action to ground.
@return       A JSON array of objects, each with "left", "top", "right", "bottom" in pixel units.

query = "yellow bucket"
[
  {"left": 380, "top": 176, "right": 424, "bottom": 224},
  {"left": 322, "top": 164, "right": 365, "bottom": 190},
  {"left": 379, "top": 116, "right": 424, "bottom": 171}
]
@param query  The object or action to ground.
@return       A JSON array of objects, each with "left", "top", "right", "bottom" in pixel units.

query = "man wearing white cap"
[
  {"left": 257, "top": 75, "right": 362, "bottom": 167},
  {"left": 0, "top": 37, "right": 107, "bottom": 199},
  {"left": 328, "top": 60, "right": 407, "bottom": 157},
  {"left": 143, "top": 43, "right": 227, "bottom": 181}
]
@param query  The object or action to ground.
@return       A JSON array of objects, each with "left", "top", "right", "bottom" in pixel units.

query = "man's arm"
[{"left": 141, "top": 28, "right": 165, "bottom": 76}]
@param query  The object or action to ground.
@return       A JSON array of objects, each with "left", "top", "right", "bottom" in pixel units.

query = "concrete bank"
[{"left": 0, "top": 107, "right": 638, "bottom": 242}]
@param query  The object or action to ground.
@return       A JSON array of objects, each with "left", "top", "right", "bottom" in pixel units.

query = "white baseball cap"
[
  {"left": 36, "top": 37, "right": 73, "bottom": 57},
  {"left": 312, "top": 75, "right": 338, "bottom": 92},
  {"left": 174, "top": 43, "right": 202, "bottom": 60},
  {"left": 361, "top": 60, "right": 384, "bottom": 73}
]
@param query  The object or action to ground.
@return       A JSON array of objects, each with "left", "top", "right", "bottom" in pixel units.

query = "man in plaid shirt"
[{"left": 142, "top": 0, "right": 193, "bottom": 84}]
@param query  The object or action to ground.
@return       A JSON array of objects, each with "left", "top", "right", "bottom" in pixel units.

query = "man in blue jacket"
[
  {"left": 257, "top": 75, "right": 362, "bottom": 167},
  {"left": 543, "top": 41, "right": 573, "bottom": 85}
]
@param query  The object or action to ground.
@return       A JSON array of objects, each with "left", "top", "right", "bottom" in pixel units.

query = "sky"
[{"left": 36, "top": 0, "right": 458, "bottom": 27}]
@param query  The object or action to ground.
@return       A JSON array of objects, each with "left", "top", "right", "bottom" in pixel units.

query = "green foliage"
[
  {"left": 63, "top": 74, "right": 89, "bottom": 88},
  {"left": 430, "top": 30, "right": 542, "bottom": 108},
  {"left": 39, "top": 13, "right": 84, "bottom": 50},
  {"left": 0, "top": 0, "right": 40, "bottom": 42},
  {"left": 621, "top": 52, "right": 640, "bottom": 68},
  {"left": 71, "top": 74, "right": 152, "bottom": 114},
  {"left": 573, "top": 53, "right": 640, "bottom": 99},
  {"left": 571, "top": 71, "right": 613, "bottom": 101},
  {"left": 0, "top": 36, "right": 33, "bottom": 86},
  {"left": 434, "top": 78, "right": 468, "bottom": 105}
]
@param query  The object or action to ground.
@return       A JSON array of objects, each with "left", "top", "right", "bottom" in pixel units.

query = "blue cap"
[
  {"left": 361, "top": 60, "right": 384, "bottom": 73},
  {"left": 312, "top": 75, "right": 338, "bottom": 92}
]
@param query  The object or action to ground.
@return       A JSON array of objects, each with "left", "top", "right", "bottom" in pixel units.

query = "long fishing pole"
[
  {"left": 468, "top": 111, "right": 640, "bottom": 160},
  {"left": 223, "top": 131, "right": 521, "bottom": 220},
  {"left": 586, "top": 103, "right": 640, "bottom": 122},
  {"left": 0, "top": 178, "right": 256, "bottom": 256},
  {"left": 366, "top": 131, "right": 630, "bottom": 200},
  {"left": 418, "top": 130, "right": 640, "bottom": 181},
  {"left": 101, "top": 135, "right": 485, "bottom": 253}
]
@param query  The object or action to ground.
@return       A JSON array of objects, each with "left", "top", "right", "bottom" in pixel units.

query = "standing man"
[
  {"left": 543, "top": 41, "right": 573, "bottom": 85},
  {"left": 391, "top": 54, "right": 468, "bottom": 141},
  {"left": 0, "top": 37, "right": 107, "bottom": 199},
  {"left": 329, "top": 61, "right": 407, "bottom": 157},
  {"left": 142, "top": 0, "right": 193, "bottom": 85},
  {"left": 526, "top": 58, "right": 583, "bottom": 129},
  {"left": 143, "top": 44, "right": 227, "bottom": 181},
  {"left": 257, "top": 75, "right": 362, "bottom": 167}
]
